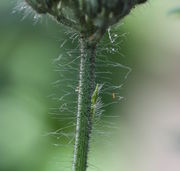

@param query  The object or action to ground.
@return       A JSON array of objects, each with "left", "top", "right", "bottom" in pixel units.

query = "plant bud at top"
[
  {"left": 25, "top": 0, "right": 147, "bottom": 42},
  {"left": 84, "top": 0, "right": 147, "bottom": 25}
]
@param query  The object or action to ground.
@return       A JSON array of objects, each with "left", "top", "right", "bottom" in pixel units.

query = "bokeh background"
[{"left": 1, "top": 0, "right": 180, "bottom": 171}]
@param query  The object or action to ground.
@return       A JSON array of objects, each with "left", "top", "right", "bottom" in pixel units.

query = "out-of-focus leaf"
[{"left": 169, "top": 7, "right": 180, "bottom": 15}]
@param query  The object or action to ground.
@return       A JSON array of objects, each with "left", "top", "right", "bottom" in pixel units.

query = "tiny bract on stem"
[{"left": 20, "top": 0, "right": 147, "bottom": 171}]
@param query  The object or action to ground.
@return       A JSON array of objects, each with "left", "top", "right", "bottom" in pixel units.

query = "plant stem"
[{"left": 72, "top": 36, "right": 96, "bottom": 171}]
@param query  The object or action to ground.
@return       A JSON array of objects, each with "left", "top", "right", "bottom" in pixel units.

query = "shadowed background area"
[{"left": 0, "top": 0, "right": 180, "bottom": 171}]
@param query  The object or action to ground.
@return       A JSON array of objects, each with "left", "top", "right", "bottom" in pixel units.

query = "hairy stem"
[{"left": 72, "top": 36, "right": 96, "bottom": 171}]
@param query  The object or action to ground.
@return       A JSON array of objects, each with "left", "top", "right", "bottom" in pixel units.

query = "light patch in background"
[{"left": 98, "top": 0, "right": 180, "bottom": 171}]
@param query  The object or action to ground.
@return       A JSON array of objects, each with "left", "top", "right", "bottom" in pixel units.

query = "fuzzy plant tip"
[{"left": 25, "top": 0, "right": 147, "bottom": 43}]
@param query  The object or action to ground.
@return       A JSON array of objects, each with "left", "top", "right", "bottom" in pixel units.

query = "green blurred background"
[{"left": 1, "top": 0, "right": 180, "bottom": 171}]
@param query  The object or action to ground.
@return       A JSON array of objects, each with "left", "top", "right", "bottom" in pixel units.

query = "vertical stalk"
[{"left": 72, "top": 36, "right": 96, "bottom": 171}]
